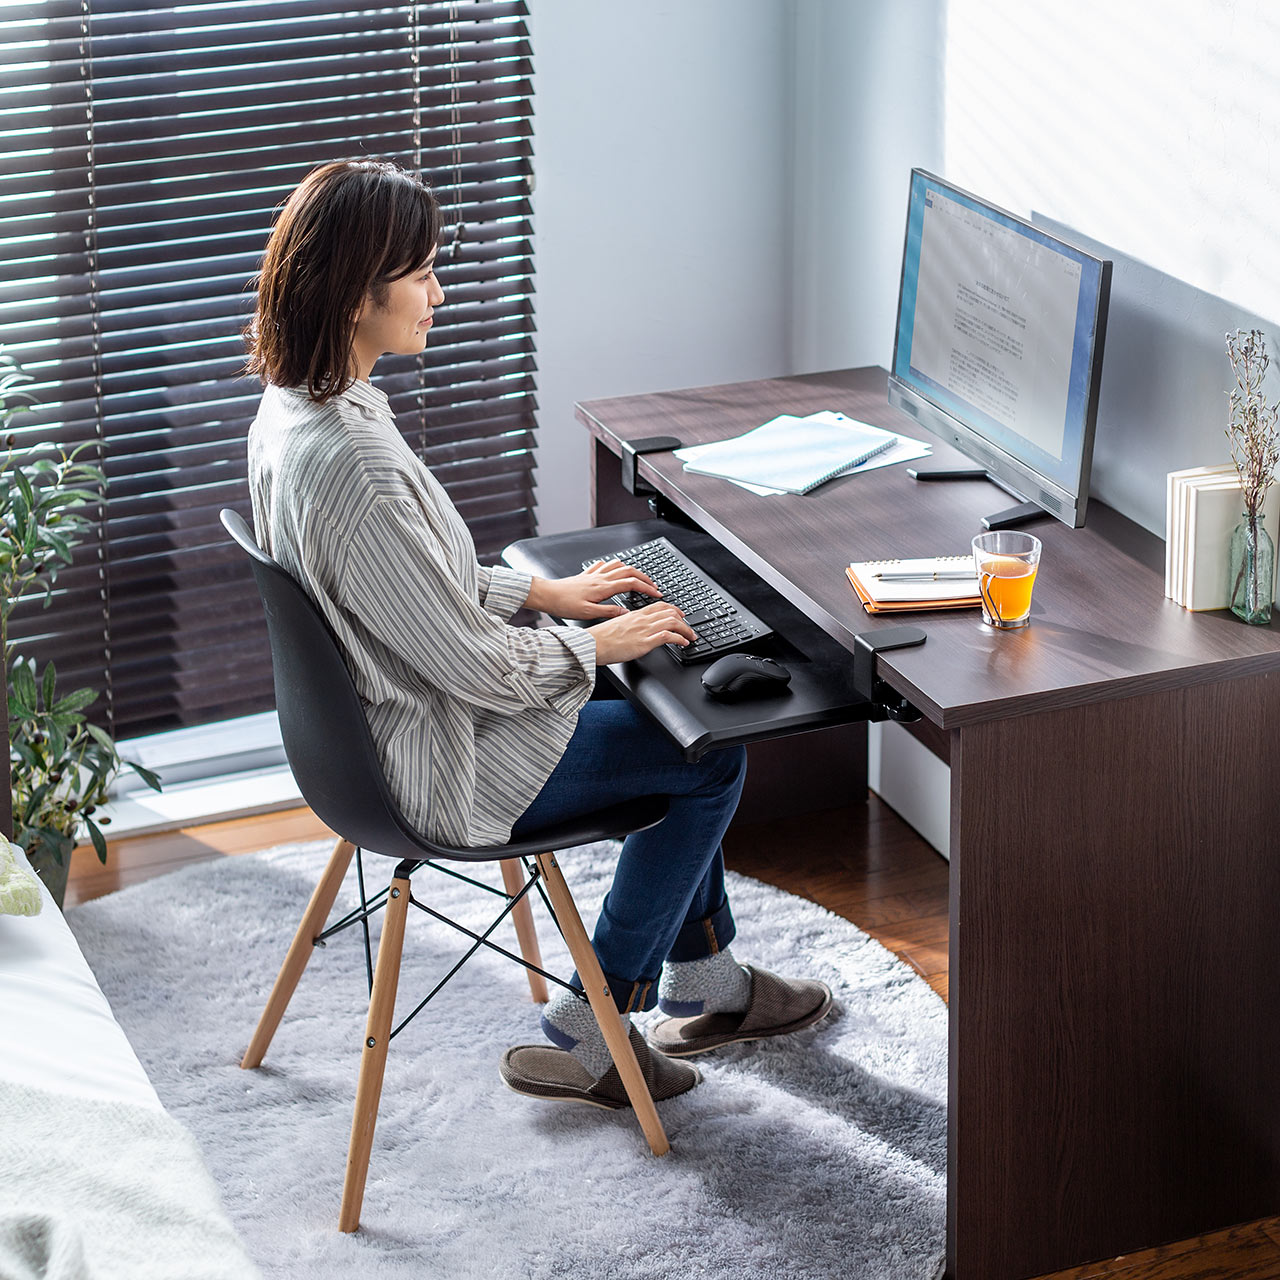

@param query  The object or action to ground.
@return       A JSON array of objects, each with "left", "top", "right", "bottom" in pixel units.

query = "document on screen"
[{"left": 909, "top": 188, "right": 1081, "bottom": 461}]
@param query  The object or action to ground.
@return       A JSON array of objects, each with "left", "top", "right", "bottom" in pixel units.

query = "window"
[{"left": 0, "top": 0, "right": 536, "bottom": 738}]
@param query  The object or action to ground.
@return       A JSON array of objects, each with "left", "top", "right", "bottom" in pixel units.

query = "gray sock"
[
  {"left": 540, "top": 989, "right": 628, "bottom": 1080},
  {"left": 658, "top": 947, "right": 751, "bottom": 1017}
]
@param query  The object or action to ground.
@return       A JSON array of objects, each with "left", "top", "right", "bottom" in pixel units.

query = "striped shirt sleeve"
[
  {"left": 328, "top": 497, "right": 594, "bottom": 719},
  {"left": 476, "top": 563, "right": 533, "bottom": 619}
]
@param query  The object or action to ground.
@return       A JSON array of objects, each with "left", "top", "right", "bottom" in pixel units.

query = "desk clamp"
[
  {"left": 853, "top": 626, "right": 927, "bottom": 723},
  {"left": 620, "top": 435, "right": 683, "bottom": 498}
]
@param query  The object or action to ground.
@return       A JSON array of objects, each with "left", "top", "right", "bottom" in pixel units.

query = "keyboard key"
[{"left": 584, "top": 536, "right": 774, "bottom": 665}]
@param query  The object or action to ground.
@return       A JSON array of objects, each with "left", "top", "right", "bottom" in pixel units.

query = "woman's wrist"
[{"left": 523, "top": 576, "right": 556, "bottom": 614}]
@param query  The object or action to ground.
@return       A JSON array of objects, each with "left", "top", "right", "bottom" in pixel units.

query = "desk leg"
[
  {"left": 590, "top": 436, "right": 653, "bottom": 526},
  {"left": 947, "top": 672, "right": 1280, "bottom": 1280}
]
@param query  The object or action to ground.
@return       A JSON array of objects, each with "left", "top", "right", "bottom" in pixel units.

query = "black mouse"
[{"left": 700, "top": 654, "right": 792, "bottom": 700}]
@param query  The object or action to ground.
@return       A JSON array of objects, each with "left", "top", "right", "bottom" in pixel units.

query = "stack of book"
[{"left": 1165, "top": 463, "right": 1279, "bottom": 610}]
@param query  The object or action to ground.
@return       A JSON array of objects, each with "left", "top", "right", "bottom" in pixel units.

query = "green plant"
[{"left": 1, "top": 347, "right": 159, "bottom": 887}]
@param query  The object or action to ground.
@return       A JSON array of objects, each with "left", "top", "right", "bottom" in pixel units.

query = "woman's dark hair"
[{"left": 245, "top": 158, "right": 441, "bottom": 402}]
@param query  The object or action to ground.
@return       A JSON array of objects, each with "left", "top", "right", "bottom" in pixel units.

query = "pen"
[{"left": 872, "top": 570, "right": 977, "bottom": 581}]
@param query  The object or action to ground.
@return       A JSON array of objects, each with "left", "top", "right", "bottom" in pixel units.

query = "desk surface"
[{"left": 578, "top": 366, "right": 1280, "bottom": 728}]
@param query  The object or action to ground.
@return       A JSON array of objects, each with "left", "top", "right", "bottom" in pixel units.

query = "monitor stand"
[{"left": 907, "top": 465, "right": 1046, "bottom": 530}]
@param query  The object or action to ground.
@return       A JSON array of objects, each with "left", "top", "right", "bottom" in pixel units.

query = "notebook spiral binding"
[{"left": 859, "top": 555, "right": 971, "bottom": 567}]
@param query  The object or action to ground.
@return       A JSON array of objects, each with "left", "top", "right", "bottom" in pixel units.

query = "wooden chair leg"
[
  {"left": 500, "top": 856, "right": 550, "bottom": 1004},
  {"left": 339, "top": 869, "right": 411, "bottom": 1233},
  {"left": 533, "top": 851, "right": 670, "bottom": 1157},
  {"left": 242, "top": 837, "right": 356, "bottom": 1069}
]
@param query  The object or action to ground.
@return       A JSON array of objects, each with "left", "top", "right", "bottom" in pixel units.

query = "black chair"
[{"left": 220, "top": 510, "right": 672, "bottom": 1232}]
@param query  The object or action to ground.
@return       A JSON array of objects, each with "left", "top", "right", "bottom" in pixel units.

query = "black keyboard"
[{"left": 584, "top": 536, "right": 774, "bottom": 664}]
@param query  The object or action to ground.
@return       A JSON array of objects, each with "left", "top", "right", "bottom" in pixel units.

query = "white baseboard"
[
  {"left": 99, "top": 764, "right": 302, "bottom": 839},
  {"left": 92, "top": 712, "right": 298, "bottom": 838}
]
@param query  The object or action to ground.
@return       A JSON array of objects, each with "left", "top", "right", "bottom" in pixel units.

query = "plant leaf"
[
  {"left": 37, "top": 528, "right": 72, "bottom": 561},
  {"left": 22, "top": 782, "right": 50, "bottom": 824},
  {"left": 84, "top": 722, "right": 116, "bottom": 753},
  {"left": 40, "top": 660, "right": 56, "bottom": 709},
  {"left": 86, "top": 818, "right": 108, "bottom": 863},
  {"left": 10, "top": 660, "right": 37, "bottom": 713},
  {"left": 127, "top": 761, "right": 163, "bottom": 792},
  {"left": 52, "top": 686, "right": 97, "bottom": 714}
]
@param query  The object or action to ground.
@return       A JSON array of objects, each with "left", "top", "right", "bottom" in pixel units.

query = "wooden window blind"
[{"left": 0, "top": 0, "right": 536, "bottom": 739}]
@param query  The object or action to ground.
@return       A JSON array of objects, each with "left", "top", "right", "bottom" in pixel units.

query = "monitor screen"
[{"left": 889, "top": 169, "right": 1111, "bottom": 528}]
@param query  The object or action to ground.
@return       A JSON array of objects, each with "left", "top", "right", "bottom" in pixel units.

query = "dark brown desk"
[{"left": 578, "top": 366, "right": 1280, "bottom": 1280}]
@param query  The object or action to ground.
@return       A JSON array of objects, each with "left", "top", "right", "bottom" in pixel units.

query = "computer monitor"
[{"left": 888, "top": 169, "right": 1111, "bottom": 529}]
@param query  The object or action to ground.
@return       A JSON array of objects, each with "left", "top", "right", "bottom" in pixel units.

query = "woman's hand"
[
  {"left": 591, "top": 601, "right": 696, "bottom": 665},
  {"left": 525, "top": 558, "right": 662, "bottom": 622}
]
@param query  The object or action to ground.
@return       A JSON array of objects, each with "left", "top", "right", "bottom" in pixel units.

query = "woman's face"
[{"left": 351, "top": 249, "right": 445, "bottom": 379}]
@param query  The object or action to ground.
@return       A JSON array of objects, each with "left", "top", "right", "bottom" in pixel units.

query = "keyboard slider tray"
[{"left": 503, "top": 519, "right": 872, "bottom": 761}]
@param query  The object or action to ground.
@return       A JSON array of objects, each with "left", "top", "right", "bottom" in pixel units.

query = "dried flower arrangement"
[
  {"left": 1225, "top": 329, "right": 1280, "bottom": 622},
  {"left": 1225, "top": 329, "right": 1280, "bottom": 517}
]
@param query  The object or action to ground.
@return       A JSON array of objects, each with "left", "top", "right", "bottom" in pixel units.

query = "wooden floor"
[{"left": 66, "top": 796, "right": 1280, "bottom": 1280}]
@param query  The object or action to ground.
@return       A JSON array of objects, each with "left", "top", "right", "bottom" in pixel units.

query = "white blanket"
[
  {"left": 0, "top": 845, "right": 258, "bottom": 1278},
  {"left": 0, "top": 846, "right": 158, "bottom": 1109},
  {"left": 0, "top": 1080, "right": 260, "bottom": 1280}
]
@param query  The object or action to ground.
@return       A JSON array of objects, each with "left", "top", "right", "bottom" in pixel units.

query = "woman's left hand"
[{"left": 525, "top": 558, "right": 662, "bottom": 621}]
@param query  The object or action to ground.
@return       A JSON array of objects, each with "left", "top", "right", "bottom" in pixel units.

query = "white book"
[
  {"left": 1165, "top": 463, "right": 1235, "bottom": 605},
  {"left": 1185, "top": 479, "right": 1280, "bottom": 611},
  {"left": 1182, "top": 476, "right": 1239, "bottom": 608}
]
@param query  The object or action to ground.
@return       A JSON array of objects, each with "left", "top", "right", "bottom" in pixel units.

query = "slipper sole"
[{"left": 500, "top": 1038, "right": 701, "bottom": 1109}]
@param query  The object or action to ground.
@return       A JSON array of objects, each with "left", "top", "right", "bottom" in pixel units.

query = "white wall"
[
  {"left": 946, "top": 0, "right": 1280, "bottom": 330},
  {"left": 945, "top": 0, "right": 1280, "bottom": 534},
  {"left": 789, "top": 0, "right": 946, "bottom": 375},
  {"left": 529, "top": 0, "right": 946, "bottom": 533},
  {"left": 529, "top": 0, "right": 795, "bottom": 533}
]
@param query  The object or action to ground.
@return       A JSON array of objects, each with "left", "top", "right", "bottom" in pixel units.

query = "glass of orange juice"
[{"left": 972, "top": 531, "right": 1042, "bottom": 629}]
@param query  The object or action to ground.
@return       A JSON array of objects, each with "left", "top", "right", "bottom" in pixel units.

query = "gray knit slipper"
[
  {"left": 648, "top": 965, "right": 834, "bottom": 1057},
  {"left": 500, "top": 1024, "right": 700, "bottom": 1110}
]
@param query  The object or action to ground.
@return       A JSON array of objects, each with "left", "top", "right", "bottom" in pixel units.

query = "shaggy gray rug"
[{"left": 68, "top": 839, "right": 947, "bottom": 1280}]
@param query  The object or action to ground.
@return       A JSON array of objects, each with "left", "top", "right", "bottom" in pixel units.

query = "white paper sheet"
[{"left": 675, "top": 412, "right": 932, "bottom": 496}]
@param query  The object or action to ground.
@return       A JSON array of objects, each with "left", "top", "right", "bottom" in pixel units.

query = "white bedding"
[
  {"left": 0, "top": 847, "right": 159, "bottom": 1110},
  {"left": 0, "top": 846, "right": 260, "bottom": 1279}
]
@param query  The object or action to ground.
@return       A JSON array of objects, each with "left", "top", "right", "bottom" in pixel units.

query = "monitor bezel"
[{"left": 888, "top": 168, "right": 1111, "bottom": 529}]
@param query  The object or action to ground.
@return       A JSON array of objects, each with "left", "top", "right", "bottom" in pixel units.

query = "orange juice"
[{"left": 977, "top": 554, "right": 1038, "bottom": 624}]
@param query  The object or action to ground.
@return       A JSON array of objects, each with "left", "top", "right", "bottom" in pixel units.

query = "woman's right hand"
[{"left": 590, "top": 601, "right": 696, "bottom": 665}]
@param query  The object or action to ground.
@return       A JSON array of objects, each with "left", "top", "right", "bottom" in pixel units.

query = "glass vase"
[{"left": 1229, "top": 511, "right": 1275, "bottom": 624}]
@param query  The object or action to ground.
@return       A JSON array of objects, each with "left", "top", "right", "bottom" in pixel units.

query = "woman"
[{"left": 244, "top": 158, "right": 832, "bottom": 1110}]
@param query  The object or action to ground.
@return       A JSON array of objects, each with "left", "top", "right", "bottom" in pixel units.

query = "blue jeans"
[{"left": 510, "top": 699, "right": 747, "bottom": 1014}]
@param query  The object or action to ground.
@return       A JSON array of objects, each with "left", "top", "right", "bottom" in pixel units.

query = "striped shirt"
[{"left": 247, "top": 379, "right": 596, "bottom": 846}]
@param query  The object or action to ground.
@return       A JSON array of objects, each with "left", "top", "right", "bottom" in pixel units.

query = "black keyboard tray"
[{"left": 503, "top": 519, "right": 873, "bottom": 761}]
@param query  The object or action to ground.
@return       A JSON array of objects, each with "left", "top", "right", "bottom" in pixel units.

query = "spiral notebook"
[
  {"left": 846, "top": 555, "right": 982, "bottom": 614},
  {"left": 680, "top": 414, "right": 898, "bottom": 495}
]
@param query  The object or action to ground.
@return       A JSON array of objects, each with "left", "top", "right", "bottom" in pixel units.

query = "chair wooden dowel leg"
[
  {"left": 533, "top": 851, "right": 670, "bottom": 1158},
  {"left": 500, "top": 857, "right": 549, "bottom": 1004},
  {"left": 339, "top": 871, "right": 411, "bottom": 1233},
  {"left": 242, "top": 836, "right": 356, "bottom": 1070}
]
